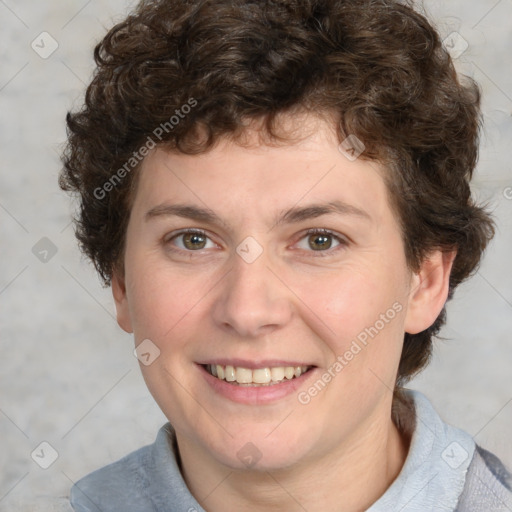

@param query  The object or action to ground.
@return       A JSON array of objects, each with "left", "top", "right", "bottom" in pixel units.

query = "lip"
[{"left": 197, "top": 363, "right": 317, "bottom": 405}]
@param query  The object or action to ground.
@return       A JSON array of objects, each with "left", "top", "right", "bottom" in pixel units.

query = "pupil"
[
  {"left": 184, "top": 233, "right": 206, "bottom": 250},
  {"left": 310, "top": 234, "right": 331, "bottom": 251}
]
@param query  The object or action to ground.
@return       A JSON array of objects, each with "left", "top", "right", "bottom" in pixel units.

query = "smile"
[{"left": 204, "top": 364, "right": 313, "bottom": 386}]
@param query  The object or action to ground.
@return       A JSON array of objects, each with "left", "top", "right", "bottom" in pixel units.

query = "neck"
[{"left": 176, "top": 413, "right": 410, "bottom": 512}]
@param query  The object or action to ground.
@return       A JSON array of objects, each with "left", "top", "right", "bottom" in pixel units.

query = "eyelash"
[{"left": 164, "top": 228, "right": 348, "bottom": 257}]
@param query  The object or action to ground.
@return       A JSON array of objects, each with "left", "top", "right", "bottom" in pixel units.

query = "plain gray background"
[{"left": 1, "top": 0, "right": 511, "bottom": 509}]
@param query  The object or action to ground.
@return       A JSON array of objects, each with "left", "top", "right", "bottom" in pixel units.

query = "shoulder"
[
  {"left": 70, "top": 423, "right": 204, "bottom": 512},
  {"left": 70, "top": 442, "right": 154, "bottom": 511},
  {"left": 456, "top": 445, "right": 512, "bottom": 511}
]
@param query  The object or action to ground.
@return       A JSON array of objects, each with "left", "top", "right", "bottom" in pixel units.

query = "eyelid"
[
  {"left": 164, "top": 227, "right": 208, "bottom": 241},
  {"left": 164, "top": 227, "right": 349, "bottom": 255},
  {"left": 164, "top": 228, "right": 220, "bottom": 251},
  {"left": 292, "top": 228, "right": 349, "bottom": 256}
]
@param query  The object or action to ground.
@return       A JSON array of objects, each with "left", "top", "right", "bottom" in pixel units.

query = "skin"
[{"left": 112, "top": 114, "right": 455, "bottom": 512}]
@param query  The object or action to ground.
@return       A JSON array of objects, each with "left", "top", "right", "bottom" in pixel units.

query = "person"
[{"left": 59, "top": 0, "right": 512, "bottom": 510}]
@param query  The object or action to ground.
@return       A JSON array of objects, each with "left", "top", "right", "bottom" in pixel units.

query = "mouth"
[{"left": 202, "top": 364, "right": 314, "bottom": 386}]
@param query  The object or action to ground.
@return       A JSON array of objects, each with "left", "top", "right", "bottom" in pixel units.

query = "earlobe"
[
  {"left": 112, "top": 270, "right": 134, "bottom": 334},
  {"left": 404, "top": 250, "right": 456, "bottom": 335}
]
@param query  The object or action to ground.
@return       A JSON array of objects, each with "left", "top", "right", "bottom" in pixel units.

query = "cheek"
[
  {"left": 300, "top": 261, "right": 407, "bottom": 356},
  {"left": 125, "top": 260, "right": 195, "bottom": 342}
]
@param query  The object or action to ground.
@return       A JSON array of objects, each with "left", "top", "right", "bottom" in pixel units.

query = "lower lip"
[{"left": 198, "top": 364, "right": 316, "bottom": 405}]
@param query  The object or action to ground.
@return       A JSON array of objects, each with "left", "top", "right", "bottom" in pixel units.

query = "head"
[{"left": 60, "top": 0, "right": 494, "bottom": 471}]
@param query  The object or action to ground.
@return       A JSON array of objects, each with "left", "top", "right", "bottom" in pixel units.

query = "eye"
[
  {"left": 166, "top": 229, "right": 217, "bottom": 251},
  {"left": 294, "top": 229, "right": 347, "bottom": 255}
]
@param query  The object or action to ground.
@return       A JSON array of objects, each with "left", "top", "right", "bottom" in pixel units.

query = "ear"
[
  {"left": 404, "top": 250, "right": 456, "bottom": 335},
  {"left": 112, "top": 269, "right": 133, "bottom": 334}
]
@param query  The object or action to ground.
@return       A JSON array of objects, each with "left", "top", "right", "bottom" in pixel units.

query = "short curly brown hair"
[{"left": 60, "top": 0, "right": 495, "bottom": 387}]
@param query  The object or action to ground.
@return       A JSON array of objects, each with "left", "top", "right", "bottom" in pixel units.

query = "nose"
[{"left": 211, "top": 248, "right": 293, "bottom": 339}]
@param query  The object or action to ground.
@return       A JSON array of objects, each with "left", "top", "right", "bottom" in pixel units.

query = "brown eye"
[
  {"left": 294, "top": 229, "right": 347, "bottom": 255},
  {"left": 182, "top": 232, "right": 207, "bottom": 250},
  {"left": 308, "top": 233, "right": 333, "bottom": 251},
  {"left": 167, "top": 229, "right": 215, "bottom": 252}
]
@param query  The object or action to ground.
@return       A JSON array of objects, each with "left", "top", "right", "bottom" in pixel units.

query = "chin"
[{"left": 203, "top": 430, "right": 313, "bottom": 472}]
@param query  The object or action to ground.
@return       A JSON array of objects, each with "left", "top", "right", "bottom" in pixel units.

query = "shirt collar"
[{"left": 368, "top": 389, "right": 475, "bottom": 512}]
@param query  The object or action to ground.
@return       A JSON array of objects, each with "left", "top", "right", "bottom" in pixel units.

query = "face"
[{"left": 113, "top": 116, "right": 439, "bottom": 472}]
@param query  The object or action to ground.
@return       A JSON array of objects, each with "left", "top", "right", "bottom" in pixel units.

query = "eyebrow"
[
  {"left": 144, "top": 200, "right": 372, "bottom": 228},
  {"left": 275, "top": 200, "right": 371, "bottom": 226}
]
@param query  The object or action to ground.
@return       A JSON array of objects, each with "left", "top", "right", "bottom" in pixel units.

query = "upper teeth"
[{"left": 207, "top": 364, "right": 310, "bottom": 385}]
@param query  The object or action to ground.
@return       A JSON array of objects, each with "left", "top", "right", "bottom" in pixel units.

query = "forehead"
[{"left": 131, "top": 116, "right": 395, "bottom": 231}]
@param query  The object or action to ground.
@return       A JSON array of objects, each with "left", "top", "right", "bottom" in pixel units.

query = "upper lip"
[{"left": 197, "top": 359, "right": 316, "bottom": 369}]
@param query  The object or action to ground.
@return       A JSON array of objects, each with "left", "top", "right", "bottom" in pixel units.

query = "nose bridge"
[{"left": 212, "top": 244, "right": 292, "bottom": 338}]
